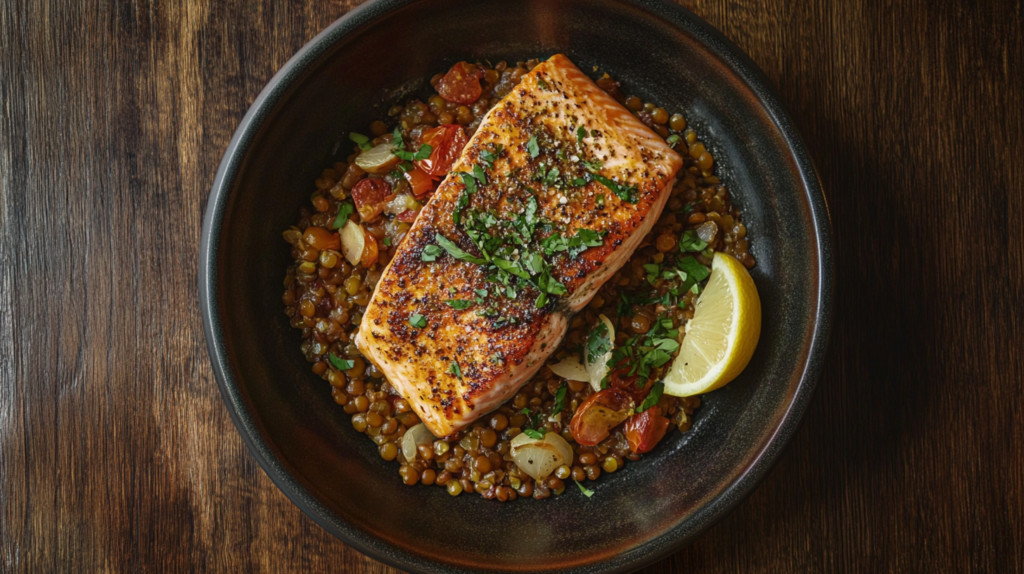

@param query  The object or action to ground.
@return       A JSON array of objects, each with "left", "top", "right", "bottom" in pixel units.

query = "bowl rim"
[{"left": 198, "top": 0, "right": 834, "bottom": 571}]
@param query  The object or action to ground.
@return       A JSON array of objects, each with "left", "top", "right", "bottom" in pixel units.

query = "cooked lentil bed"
[{"left": 281, "top": 58, "right": 755, "bottom": 501}]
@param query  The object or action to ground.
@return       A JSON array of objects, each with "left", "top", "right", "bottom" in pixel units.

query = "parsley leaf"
[
  {"left": 577, "top": 126, "right": 587, "bottom": 143},
  {"left": 537, "top": 77, "right": 550, "bottom": 90},
  {"left": 676, "top": 256, "right": 711, "bottom": 292},
  {"left": 596, "top": 194, "right": 605, "bottom": 207},
  {"left": 493, "top": 258, "right": 531, "bottom": 280},
  {"left": 544, "top": 167, "right": 559, "bottom": 186},
  {"left": 409, "top": 314, "right": 427, "bottom": 329},
  {"left": 575, "top": 480, "right": 595, "bottom": 498},
  {"left": 421, "top": 244, "right": 443, "bottom": 262},
  {"left": 449, "top": 361, "right": 463, "bottom": 379},
  {"left": 349, "top": 132, "right": 372, "bottom": 150},
  {"left": 553, "top": 384, "right": 567, "bottom": 414},
  {"left": 666, "top": 134, "right": 681, "bottom": 146},
  {"left": 473, "top": 164, "right": 488, "bottom": 186},
  {"left": 679, "top": 229, "right": 708, "bottom": 253},
  {"left": 643, "top": 263, "right": 662, "bottom": 285},
  {"left": 453, "top": 189, "right": 470, "bottom": 224},
  {"left": 395, "top": 142, "right": 433, "bottom": 162},
  {"left": 527, "top": 135, "right": 540, "bottom": 159},
  {"left": 331, "top": 201, "right": 355, "bottom": 229},
  {"left": 383, "top": 237, "right": 392, "bottom": 246},
  {"left": 328, "top": 353, "right": 355, "bottom": 371},
  {"left": 535, "top": 292, "right": 549, "bottom": 308},
  {"left": 480, "top": 145, "right": 503, "bottom": 169},
  {"left": 637, "top": 381, "right": 664, "bottom": 413},
  {"left": 446, "top": 299, "right": 473, "bottom": 310},
  {"left": 592, "top": 173, "right": 638, "bottom": 204},
  {"left": 523, "top": 428, "right": 545, "bottom": 439},
  {"left": 435, "top": 233, "right": 487, "bottom": 264},
  {"left": 586, "top": 321, "right": 612, "bottom": 364},
  {"left": 460, "top": 172, "right": 478, "bottom": 195}
]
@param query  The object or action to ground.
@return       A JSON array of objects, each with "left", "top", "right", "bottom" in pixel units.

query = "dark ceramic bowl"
[{"left": 199, "top": 0, "right": 832, "bottom": 572}]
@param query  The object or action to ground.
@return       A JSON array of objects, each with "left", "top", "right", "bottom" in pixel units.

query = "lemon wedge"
[{"left": 664, "top": 252, "right": 761, "bottom": 397}]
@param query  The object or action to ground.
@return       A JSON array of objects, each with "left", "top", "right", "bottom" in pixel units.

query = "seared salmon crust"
[{"left": 357, "top": 55, "right": 682, "bottom": 436}]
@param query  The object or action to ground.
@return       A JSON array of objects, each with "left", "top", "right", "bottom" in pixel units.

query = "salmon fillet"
[{"left": 355, "top": 54, "right": 683, "bottom": 437}]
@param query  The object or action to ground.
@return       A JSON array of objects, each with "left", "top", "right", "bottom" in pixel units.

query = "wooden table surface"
[{"left": 2, "top": 0, "right": 1022, "bottom": 572}]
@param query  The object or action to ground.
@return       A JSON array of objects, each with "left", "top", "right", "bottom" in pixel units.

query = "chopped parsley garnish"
[
  {"left": 572, "top": 177, "right": 588, "bottom": 187},
  {"left": 537, "top": 78, "right": 550, "bottom": 90},
  {"left": 349, "top": 132, "right": 372, "bottom": 150},
  {"left": 666, "top": 134, "right": 681, "bottom": 146},
  {"left": 391, "top": 127, "right": 432, "bottom": 161},
  {"left": 679, "top": 229, "right": 708, "bottom": 253},
  {"left": 543, "top": 167, "right": 560, "bottom": 186},
  {"left": 575, "top": 480, "right": 595, "bottom": 498},
  {"left": 643, "top": 263, "right": 662, "bottom": 286},
  {"left": 582, "top": 158, "right": 603, "bottom": 171},
  {"left": 331, "top": 201, "right": 355, "bottom": 229},
  {"left": 523, "top": 428, "right": 545, "bottom": 440},
  {"left": 408, "top": 314, "right": 427, "bottom": 329},
  {"left": 542, "top": 228, "right": 605, "bottom": 257},
  {"left": 577, "top": 126, "right": 587, "bottom": 143},
  {"left": 596, "top": 194, "right": 605, "bottom": 207},
  {"left": 453, "top": 189, "right": 470, "bottom": 224},
  {"left": 637, "top": 381, "right": 664, "bottom": 413},
  {"left": 607, "top": 314, "right": 680, "bottom": 386},
  {"left": 586, "top": 321, "right": 612, "bottom": 364},
  {"left": 435, "top": 233, "right": 487, "bottom": 264},
  {"left": 449, "top": 361, "right": 463, "bottom": 379},
  {"left": 459, "top": 172, "right": 478, "bottom": 194},
  {"left": 421, "top": 244, "right": 443, "bottom": 262},
  {"left": 479, "top": 145, "right": 503, "bottom": 169},
  {"left": 675, "top": 256, "right": 711, "bottom": 294},
  {"left": 592, "top": 173, "right": 638, "bottom": 204},
  {"left": 553, "top": 384, "right": 567, "bottom": 414},
  {"left": 520, "top": 407, "right": 543, "bottom": 430},
  {"left": 473, "top": 164, "right": 488, "bottom": 186},
  {"left": 327, "top": 353, "right": 355, "bottom": 371},
  {"left": 527, "top": 135, "right": 540, "bottom": 159},
  {"left": 383, "top": 237, "right": 392, "bottom": 246},
  {"left": 446, "top": 299, "right": 473, "bottom": 310}
]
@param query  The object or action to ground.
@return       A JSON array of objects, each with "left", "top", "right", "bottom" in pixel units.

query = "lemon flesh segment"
[{"left": 663, "top": 252, "right": 761, "bottom": 397}]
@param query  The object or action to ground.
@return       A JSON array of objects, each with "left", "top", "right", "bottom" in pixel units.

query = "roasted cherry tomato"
[
  {"left": 415, "top": 124, "right": 468, "bottom": 179},
  {"left": 436, "top": 61, "right": 485, "bottom": 104},
  {"left": 403, "top": 167, "right": 434, "bottom": 198},
  {"left": 350, "top": 178, "right": 391, "bottom": 222},
  {"left": 302, "top": 226, "right": 340, "bottom": 251},
  {"left": 396, "top": 209, "right": 420, "bottom": 223},
  {"left": 360, "top": 228, "right": 379, "bottom": 268},
  {"left": 624, "top": 406, "right": 671, "bottom": 454},
  {"left": 607, "top": 368, "right": 658, "bottom": 404},
  {"left": 570, "top": 388, "right": 635, "bottom": 446}
]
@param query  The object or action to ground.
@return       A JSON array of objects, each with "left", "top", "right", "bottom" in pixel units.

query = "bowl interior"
[{"left": 201, "top": 0, "right": 830, "bottom": 572}]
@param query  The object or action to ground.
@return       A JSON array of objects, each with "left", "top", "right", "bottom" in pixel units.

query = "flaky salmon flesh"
[{"left": 356, "top": 54, "right": 683, "bottom": 437}]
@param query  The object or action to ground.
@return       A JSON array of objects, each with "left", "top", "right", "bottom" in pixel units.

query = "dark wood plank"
[{"left": 0, "top": 0, "right": 1020, "bottom": 572}]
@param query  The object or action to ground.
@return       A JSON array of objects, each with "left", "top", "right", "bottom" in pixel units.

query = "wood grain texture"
[{"left": 1, "top": 0, "right": 1021, "bottom": 572}]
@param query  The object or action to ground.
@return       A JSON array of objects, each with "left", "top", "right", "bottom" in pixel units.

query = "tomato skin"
[
  {"left": 570, "top": 388, "right": 635, "bottom": 446},
  {"left": 403, "top": 167, "right": 434, "bottom": 198},
  {"left": 436, "top": 62, "right": 485, "bottom": 104},
  {"left": 350, "top": 178, "right": 391, "bottom": 222},
  {"left": 608, "top": 368, "right": 657, "bottom": 404},
  {"left": 359, "top": 228, "right": 379, "bottom": 268},
  {"left": 302, "top": 226, "right": 340, "bottom": 251},
  {"left": 624, "top": 406, "right": 671, "bottom": 454},
  {"left": 415, "top": 124, "right": 468, "bottom": 179},
  {"left": 396, "top": 209, "right": 419, "bottom": 223}
]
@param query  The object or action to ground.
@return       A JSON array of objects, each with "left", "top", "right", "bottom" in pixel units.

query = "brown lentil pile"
[{"left": 281, "top": 58, "right": 754, "bottom": 501}]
